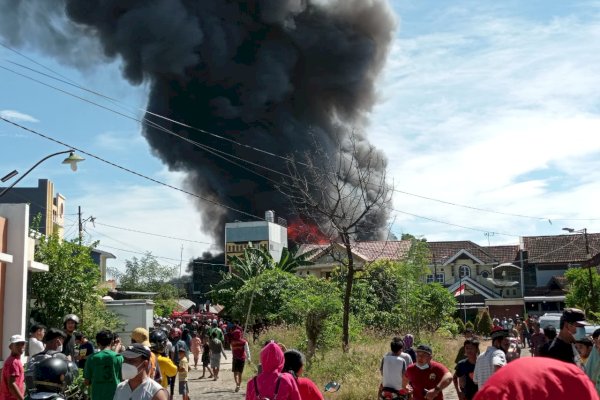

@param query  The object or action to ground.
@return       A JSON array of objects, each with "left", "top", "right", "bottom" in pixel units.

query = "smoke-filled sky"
[{"left": 2, "top": 0, "right": 600, "bottom": 273}]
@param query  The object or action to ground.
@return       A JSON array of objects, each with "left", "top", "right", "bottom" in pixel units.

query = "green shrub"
[
  {"left": 477, "top": 310, "right": 493, "bottom": 337},
  {"left": 465, "top": 321, "right": 474, "bottom": 332},
  {"left": 455, "top": 317, "right": 465, "bottom": 333}
]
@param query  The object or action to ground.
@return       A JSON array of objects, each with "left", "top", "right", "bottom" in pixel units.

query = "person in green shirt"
[
  {"left": 84, "top": 330, "right": 123, "bottom": 399},
  {"left": 209, "top": 322, "right": 224, "bottom": 342}
]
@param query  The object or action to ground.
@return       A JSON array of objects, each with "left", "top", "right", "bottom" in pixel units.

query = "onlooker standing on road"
[
  {"left": 0, "top": 335, "right": 26, "bottom": 400},
  {"left": 28, "top": 324, "right": 46, "bottom": 357},
  {"left": 113, "top": 344, "right": 168, "bottom": 400},
  {"left": 75, "top": 332, "right": 95, "bottom": 369},
  {"left": 403, "top": 334, "right": 417, "bottom": 363},
  {"left": 246, "top": 342, "right": 300, "bottom": 400},
  {"left": 177, "top": 348, "right": 190, "bottom": 400},
  {"left": 454, "top": 329, "right": 475, "bottom": 364},
  {"left": 230, "top": 329, "right": 251, "bottom": 392},
  {"left": 585, "top": 328, "right": 600, "bottom": 397},
  {"left": 84, "top": 330, "right": 123, "bottom": 400},
  {"left": 473, "top": 329, "right": 508, "bottom": 387},
  {"left": 546, "top": 308, "right": 588, "bottom": 364},
  {"left": 575, "top": 337, "right": 594, "bottom": 368},
  {"left": 529, "top": 322, "right": 545, "bottom": 356},
  {"left": 453, "top": 339, "right": 479, "bottom": 400},
  {"left": 379, "top": 337, "right": 409, "bottom": 399},
  {"left": 62, "top": 313, "right": 80, "bottom": 360},
  {"left": 538, "top": 325, "right": 557, "bottom": 357},
  {"left": 405, "top": 344, "right": 452, "bottom": 400},
  {"left": 208, "top": 331, "right": 227, "bottom": 381},
  {"left": 201, "top": 340, "right": 213, "bottom": 379},
  {"left": 190, "top": 331, "right": 201, "bottom": 369}
]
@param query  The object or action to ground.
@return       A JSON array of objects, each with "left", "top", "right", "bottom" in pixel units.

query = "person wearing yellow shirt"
[{"left": 150, "top": 329, "right": 178, "bottom": 388}]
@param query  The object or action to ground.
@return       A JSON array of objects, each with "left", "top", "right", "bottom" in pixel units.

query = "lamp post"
[
  {"left": 562, "top": 227, "right": 596, "bottom": 312},
  {"left": 0, "top": 150, "right": 84, "bottom": 198}
]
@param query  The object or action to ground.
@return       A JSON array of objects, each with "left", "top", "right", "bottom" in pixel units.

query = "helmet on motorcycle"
[
  {"left": 150, "top": 329, "right": 168, "bottom": 354},
  {"left": 63, "top": 314, "right": 80, "bottom": 325},
  {"left": 169, "top": 327, "right": 182, "bottom": 339},
  {"left": 33, "top": 357, "right": 70, "bottom": 393}
]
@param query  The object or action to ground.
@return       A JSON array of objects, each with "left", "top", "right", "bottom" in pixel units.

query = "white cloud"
[
  {"left": 69, "top": 169, "right": 219, "bottom": 275},
  {"left": 371, "top": 4, "right": 600, "bottom": 244},
  {"left": 94, "top": 130, "right": 146, "bottom": 150},
  {"left": 0, "top": 109, "right": 39, "bottom": 123}
]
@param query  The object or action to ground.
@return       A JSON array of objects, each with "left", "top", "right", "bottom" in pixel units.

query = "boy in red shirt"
[
  {"left": 1, "top": 334, "right": 27, "bottom": 400},
  {"left": 405, "top": 344, "right": 452, "bottom": 400},
  {"left": 230, "top": 329, "right": 251, "bottom": 392}
]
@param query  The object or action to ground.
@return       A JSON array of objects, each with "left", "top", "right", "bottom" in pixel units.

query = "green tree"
[
  {"left": 113, "top": 253, "right": 182, "bottom": 316},
  {"left": 477, "top": 311, "right": 493, "bottom": 337},
  {"left": 31, "top": 233, "right": 120, "bottom": 332},
  {"left": 565, "top": 267, "right": 600, "bottom": 315},
  {"left": 280, "top": 276, "right": 341, "bottom": 361}
]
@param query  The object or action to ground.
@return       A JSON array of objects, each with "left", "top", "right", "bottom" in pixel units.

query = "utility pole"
[
  {"left": 583, "top": 229, "right": 596, "bottom": 312},
  {"left": 78, "top": 205, "right": 83, "bottom": 244}
]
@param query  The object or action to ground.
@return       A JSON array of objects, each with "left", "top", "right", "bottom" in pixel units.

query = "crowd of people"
[
  {"left": 0, "top": 313, "right": 252, "bottom": 400},
  {"left": 3, "top": 308, "right": 600, "bottom": 399},
  {"left": 376, "top": 307, "right": 600, "bottom": 400}
]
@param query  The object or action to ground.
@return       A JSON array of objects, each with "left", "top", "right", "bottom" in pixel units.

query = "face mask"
[
  {"left": 121, "top": 363, "right": 143, "bottom": 380},
  {"left": 56, "top": 345, "right": 63, "bottom": 353},
  {"left": 416, "top": 363, "right": 430, "bottom": 370}
]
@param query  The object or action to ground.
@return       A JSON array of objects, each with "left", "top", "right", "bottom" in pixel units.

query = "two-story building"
[{"left": 295, "top": 233, "right": 600, "bottom": 320}]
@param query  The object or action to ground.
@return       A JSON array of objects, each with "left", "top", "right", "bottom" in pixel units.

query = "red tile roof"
[
  {"left": 523, "top": 233, "right": 600, "bottom": 264},
  {"left": 297, "top": 240, "right": 412, "bottom": 262},
  {"left": 426, "top": 241, "right": 519, "bottom": 265}
]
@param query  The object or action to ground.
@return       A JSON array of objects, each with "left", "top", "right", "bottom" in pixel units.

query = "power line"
[
  {"left": 0, "top": 116, "right": 264, "bottom": 221},
  {"left": 94, "top": 220, "right": 218, "bottom": 246},
  {"left": 3, "top": 51, "right": 600, "bottom": 223}
]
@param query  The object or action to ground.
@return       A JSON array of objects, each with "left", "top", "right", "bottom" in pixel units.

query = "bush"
[
  {"left": 474, "top": 313, "right": 482, "bottom": 333},
  {"left": 455, "top": 317, "right": 465, "bottom": 333},
  {"left": 465, "top": 321, "right": 474, "bottom": 332},
  {"left": 477, "top": 311, "right": 493, "bottom": 337}
]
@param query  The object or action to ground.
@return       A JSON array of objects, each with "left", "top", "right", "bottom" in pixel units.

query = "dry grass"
[{"left": 243, "top": 326, "right": 478, "bottom": 400}]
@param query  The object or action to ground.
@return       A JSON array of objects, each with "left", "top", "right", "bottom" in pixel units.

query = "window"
[
  {"left": 459, "top": 265, "right": 471, "bottom": 278},
  {"left": 427, "top": 274, "right": 445, "bottom": 283}
]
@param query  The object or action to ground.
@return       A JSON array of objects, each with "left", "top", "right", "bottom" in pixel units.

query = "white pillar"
[{"left": 0, "top": 204, "right": 30, "bottom": 361}]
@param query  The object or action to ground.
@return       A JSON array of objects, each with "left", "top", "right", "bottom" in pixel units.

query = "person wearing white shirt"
[{"left": 28, "top": 324, "right": 46, "bottom": 357}]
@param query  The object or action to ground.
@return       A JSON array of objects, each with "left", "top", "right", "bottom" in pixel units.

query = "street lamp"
[
  {"left": 0, "top": 150, "right": 85, "bottom": 198},
  {"left": 562, "top": 227, "right": 596, "bottom": 312}
]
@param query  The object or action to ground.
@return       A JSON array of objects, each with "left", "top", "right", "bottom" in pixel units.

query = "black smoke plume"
[{"left": 0, "top": 0, "right": 396, "bottom": 244}]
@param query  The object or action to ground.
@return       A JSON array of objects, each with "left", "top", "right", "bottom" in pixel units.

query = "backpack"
[{"left": 253, "top": 374, "right": 282, "bottom": 400}]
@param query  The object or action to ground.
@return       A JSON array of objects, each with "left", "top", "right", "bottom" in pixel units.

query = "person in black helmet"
[{"left": 61, "top": 314, "right": 79, "bottom": 361}]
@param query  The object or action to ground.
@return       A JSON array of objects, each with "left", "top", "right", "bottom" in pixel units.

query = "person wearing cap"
[
  {"left": 473, "top": 328, "right": 509, "bottom": 387},
  {"left": 132, "top": 327, "right": 161, "bottom": 385},
  {"left": 113, "top": 343, "right": 169, "bottom": 400},
  {"left": 0, "top": 334, "right": 27, "bottom": 400},
  {"left": 473, "top": 357, "right": 600, "bottom": 400},
  {"left": 39, "top": 328, "right": 67, "bottom": 355},
  {"left": 546, "top": 307, "right": 589, "bottom": 364},
  {"left": 576, "top": 337, "right": 594, "bottom": 368},
  {"left": 405, "top": 344, "right": 452, "bottom": 400},
  {"left": 84, "top": 330, "right": 123, "bottom": 400}
]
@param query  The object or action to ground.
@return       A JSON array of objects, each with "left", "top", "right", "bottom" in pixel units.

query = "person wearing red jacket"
[{"left": 246, "top": 342, "right": 300, "bottom": 400}]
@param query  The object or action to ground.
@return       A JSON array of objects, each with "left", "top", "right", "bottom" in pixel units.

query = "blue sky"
[{"left": 2, "top": 0, "right": 600, "bottom": 274}]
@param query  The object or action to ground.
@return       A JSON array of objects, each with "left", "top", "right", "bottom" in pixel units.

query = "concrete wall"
[{"left": 105, "top": 299, "right": 155, "bottom": 345}]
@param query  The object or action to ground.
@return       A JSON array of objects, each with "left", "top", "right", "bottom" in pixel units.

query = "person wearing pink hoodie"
[{"left": 246, "top": 342, "right": 301, "bottom": 400}]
